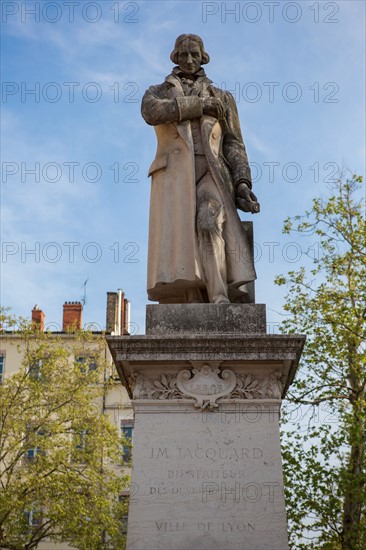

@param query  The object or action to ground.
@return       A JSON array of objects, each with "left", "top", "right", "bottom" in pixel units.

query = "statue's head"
[{"left": 170, "top": 34, "right": 210, "bottom": 75}]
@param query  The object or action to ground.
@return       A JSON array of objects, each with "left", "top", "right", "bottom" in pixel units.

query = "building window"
[
  {"left": 119, "top": 494, "right": 129, "bottom": 535},
  {"left": 72, "top": 429, "right": 90, "bottom": 463},
  {"left": 121, "top": 420, "right": 134, "bottom": 463},
  {"left": 29, "top": 359, "right": 43, "bottom": 381},
  {"left": 75, "top": 429, "right": 89, "bottom": 451},
  {"left": 0, "top": 355, "right": 4, "bottom": 383},
  {"left": 24, "top": 509, "right": 42, "bottom": 529},
  {"left": 76, "top": 355, "right": 98, "bottom": 373},
  {"left": 24, "top": 429, "right": 45, "bottom": 462},
  {"left": 25, "top": 447, "right": 41, "bottom": 462}
]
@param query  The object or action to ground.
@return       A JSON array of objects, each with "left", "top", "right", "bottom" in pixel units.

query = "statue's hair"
[{"left": 170, "top": 34, "right": 210, "bottom": 65}]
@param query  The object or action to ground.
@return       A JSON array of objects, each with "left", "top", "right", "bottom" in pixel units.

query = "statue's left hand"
[{"left": 236, "top": 183, "right": 260, "bottom": 214}]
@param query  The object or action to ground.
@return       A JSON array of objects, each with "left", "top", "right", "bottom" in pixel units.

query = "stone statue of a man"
[{"left": 142, "top": 34, "right": 259, "bottom": 304}]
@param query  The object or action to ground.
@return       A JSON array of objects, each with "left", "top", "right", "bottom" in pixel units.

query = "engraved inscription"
[
  {"left": 149, "top": 446, "right": 263, "bottom": 460},
  {"left": 167, "top": 469, "right": 247, "bottom": 479},
  {"left": 156, "top": 521, "right": 188, "bottom": 532},
  {"left": 152, "top": 520, "right": 256, "bottom": 532},
  {"left": 147, "top": 482, "right": 280, "bottom": 502},
  {"left": 222, "top": 521, "right": 255, "bottom": 532}
]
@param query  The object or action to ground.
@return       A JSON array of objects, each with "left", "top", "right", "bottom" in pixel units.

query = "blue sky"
[{"left": 1, "top": 0, "right": 365, "bottom": 333}]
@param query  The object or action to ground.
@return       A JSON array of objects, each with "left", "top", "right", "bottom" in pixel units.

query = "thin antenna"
[{"left": 80, "top": 279, "right": 89, "bottom": 306}]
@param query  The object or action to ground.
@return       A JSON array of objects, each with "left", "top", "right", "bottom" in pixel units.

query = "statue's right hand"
[{"left": 202, "top": 97, "right": 225, "bottom": 119}]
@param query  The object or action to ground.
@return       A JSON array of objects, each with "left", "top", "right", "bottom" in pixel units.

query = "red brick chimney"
[
  {"left": 32, "top": 305, "right": 45, "bottom": 331},
  {"left": 62, "top": 302, "right": 82, "bottom": 331}
]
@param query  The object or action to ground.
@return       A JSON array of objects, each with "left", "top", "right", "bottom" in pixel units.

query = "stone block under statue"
[{"left": 107, "top": 303, "right": 305, "bottom": 550}]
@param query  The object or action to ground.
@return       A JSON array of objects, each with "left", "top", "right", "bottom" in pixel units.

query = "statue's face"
[{"left": 177, "top": 40, "right": 202, "bottom": 74}]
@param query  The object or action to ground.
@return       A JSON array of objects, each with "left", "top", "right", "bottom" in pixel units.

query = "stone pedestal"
[{"left": 107, "top": 304, "right": 305, "bottom": 550}]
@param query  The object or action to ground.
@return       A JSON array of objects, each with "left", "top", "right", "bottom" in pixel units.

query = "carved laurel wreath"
[{"left": 132, "top": 366, "right": 282, "bottom": 410}]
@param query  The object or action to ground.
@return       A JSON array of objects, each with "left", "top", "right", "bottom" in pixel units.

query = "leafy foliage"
[
  {"left": 275, "top": 175, "right": 365, "bottom": 549},
  {"left": 0, "top": 313, "right": 129, "bottom": 549}
]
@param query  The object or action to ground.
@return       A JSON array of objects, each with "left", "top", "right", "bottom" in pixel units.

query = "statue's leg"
[
  {"left": 176, "top": 154, "right": 208, "bottom": 304},
  {"left": 196, "top": 175, "right": 229, "bottom": 304}
]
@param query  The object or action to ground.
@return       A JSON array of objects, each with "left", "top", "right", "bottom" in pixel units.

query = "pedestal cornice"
[{"left": 107, "top": 334, "right": 305, "bottom": 400}]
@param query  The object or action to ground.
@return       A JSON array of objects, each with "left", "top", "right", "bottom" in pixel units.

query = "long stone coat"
[{"left": 141, "top": 71, "right": 256, "bottom": 303}]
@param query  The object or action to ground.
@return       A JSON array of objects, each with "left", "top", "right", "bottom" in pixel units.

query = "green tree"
[
  {"left": 275, "top": 175, "right": 365, "bottom": 549},
  {"left": 0, "top": 311, "right": 129, "bottom": 549}
]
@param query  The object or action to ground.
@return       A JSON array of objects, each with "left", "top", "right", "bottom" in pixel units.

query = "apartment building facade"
[{"left": 0, "top": 291, "right": 133, "bottom": 549}]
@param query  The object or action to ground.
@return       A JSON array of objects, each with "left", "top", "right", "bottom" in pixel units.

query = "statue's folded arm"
[{"left": 141, "top": 86, "right": 180, "bottom": 126}]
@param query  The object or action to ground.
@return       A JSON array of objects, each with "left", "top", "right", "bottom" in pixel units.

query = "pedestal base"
[
  {"left": 128, "top": 400, "right": 288, "bottom": 550},
  {"left": 107, "top": 305, "right": 305, "bottom": 550}
]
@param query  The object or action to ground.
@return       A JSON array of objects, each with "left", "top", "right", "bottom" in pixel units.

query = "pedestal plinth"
[{"left": 107, "top": 304, "right": 305, "bottom": 550}]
